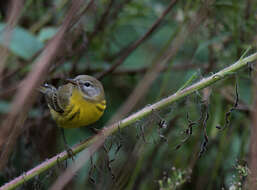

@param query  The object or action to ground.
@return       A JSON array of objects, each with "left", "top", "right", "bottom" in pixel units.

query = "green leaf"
[
  {"left": 0, "top": 101, "right": 10, "bottom": 113},
  {"left": 37, "top": 27, "right": 57, "bottom": 42},
  {"left": 177, "top": 71, "right": 199, "bottom": 92},
  {"left": 194, "top": 33, "right": 230, "bottom": 61},
  {"left": 0, "top": 23, "right": 44, "bottom": 60}
]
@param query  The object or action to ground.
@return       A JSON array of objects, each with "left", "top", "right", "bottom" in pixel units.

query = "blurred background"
[{"left": 0, "top": 0, "right": 257, "bottom": 189}]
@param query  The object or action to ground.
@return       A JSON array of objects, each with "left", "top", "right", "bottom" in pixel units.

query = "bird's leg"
[
  {"left": 89, "top": 127, "right": 101, "bottom": 134},
  {"left": 60, "top": 128, "right": 75, "bottom": 161}
]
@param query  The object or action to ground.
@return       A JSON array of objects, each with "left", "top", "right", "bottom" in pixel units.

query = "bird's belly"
[{"left": 51, "top": 101, "right": 104, "bottom": 128}]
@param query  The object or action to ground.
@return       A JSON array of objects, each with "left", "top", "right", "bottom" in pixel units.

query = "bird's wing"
[
  {"left": 56, "top": 83, "right": 73, "bottom": 111},
  {"left": 39, "top": 84, "right": 65, "bottom": 113}
]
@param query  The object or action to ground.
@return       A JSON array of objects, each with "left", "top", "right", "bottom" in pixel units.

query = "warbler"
[{"left": 39, "top": 75, "right": 106, "bottom": 129}]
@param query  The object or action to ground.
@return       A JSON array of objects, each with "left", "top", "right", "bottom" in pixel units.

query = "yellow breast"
[{"left": 50, "top": 89, "right": 106, "bottom": 128}]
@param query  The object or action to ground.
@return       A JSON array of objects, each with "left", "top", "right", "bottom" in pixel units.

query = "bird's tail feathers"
[{"left": 38, "top": 83, "right": 56, "bottom": 94}]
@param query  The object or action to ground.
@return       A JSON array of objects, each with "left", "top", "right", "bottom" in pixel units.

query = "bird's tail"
[
  {"left": 38, "top": 83, "right": 64, "bottom": 113},
  {"left": 38, "top": 83, "right": 56, "bottom": 94}
]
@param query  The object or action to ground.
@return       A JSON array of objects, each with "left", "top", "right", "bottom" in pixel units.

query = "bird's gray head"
[{"left": 66, "top": 75, "right": 105, "bottom": 102}]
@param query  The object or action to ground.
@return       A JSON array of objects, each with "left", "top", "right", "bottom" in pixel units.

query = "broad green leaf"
[
  {"left": 38, "top": 27, "right": 57, "bottom": 42},
  {"left": 0, "top": 101, "right": 10, "bottom": 113},
  {"left": 0, "top": 23, "right": 44, "bottom": 60}
]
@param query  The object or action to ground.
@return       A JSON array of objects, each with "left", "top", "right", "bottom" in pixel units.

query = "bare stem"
[{"left": 1, "top": 52, "right": 257, "bottom": 190}]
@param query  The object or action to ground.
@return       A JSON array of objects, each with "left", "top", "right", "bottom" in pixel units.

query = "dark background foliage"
[{"left": 0, "top": 0, "right": 257, "bottom": 189}]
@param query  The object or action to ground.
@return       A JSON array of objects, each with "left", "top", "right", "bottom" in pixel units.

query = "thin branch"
[
  {"left": 69, "top": 0, "right": 95, "bottom": 30},
  {"left": 0, "top": 0, "right": 24, "bottom": 85},
  {"left": 79, "top": 63, "right": 201, "bottom": 75},
  {"left": 96, "top": 0, "right": 178, "bottom": 80},
  {"left": 86, "top": 0, "right": 132, "bottom": 47},
  {"left": 0, "top": 0, "right": 85, "bottom": 171},
  {"left": 108, "top": 0, "right": 133, "bottom": 26},
  {"left": 1, "top": 52, "right": 257, "bottom": 190},
  {"left": 29, "top": 0, "right": 69, "bottom": 33},
  {"left": 110, "top": 63, "right": 200, "bottom": 75},
  {"left": 108, "top": 0, "right": 212, "bottom": 124},
  {"left": 0, "top": 63, "right": 200, "bottom": 99},
  {"left": 87, "top": 0, "right": 116, "bottom": 41}
]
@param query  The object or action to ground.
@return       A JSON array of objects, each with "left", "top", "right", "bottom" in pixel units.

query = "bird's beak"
[{"left": 66, "top": 78, "right": 77, "bottom": 85}]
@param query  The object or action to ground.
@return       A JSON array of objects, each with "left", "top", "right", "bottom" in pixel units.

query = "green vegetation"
[{"left": 0, "top": 0, "right": 257, "bottom": 189}]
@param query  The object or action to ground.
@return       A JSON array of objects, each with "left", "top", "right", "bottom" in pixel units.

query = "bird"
[{"left": 39, "top": 75, "right": 106, "bottom": 148}]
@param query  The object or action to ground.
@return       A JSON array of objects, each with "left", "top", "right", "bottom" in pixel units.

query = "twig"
[
  {"left": 216, "top": 83, "right": 239, "bottom": 130},
  {"left": 69, "top": 0, "right": 95, "bottom": 30},
  {"left": 0, "top": 62, "right": 200, "bottom": 99},
  {"left": 87, "top": 0, "right": 116, "bottom": 41},
  {"left": 1, "top": 51, "right": 257, "bottom": 190},
  {"left": 108, "top": 0, "right": 133, "bottom": 29},
  {"left": 88, "top": 63, "right": 201, "bottom": 75},
  {"left": 108, "top": 0, "right": 212, "bottom": 124},
  {"left": 198, "top": 106, "right": 209, "bottom": 157},
  {"left": 0, "top": 0, "right": 85, "bottom": 171},
  {"left": 0, "top": 0, "right": 24, "bottom": 85},
  {"left": 96, "top": 0, "right": 179, "bottom": 80},
  {"left": 86, "top": 0, "right": 132, "bottom": 49},
  {"left": 175, "top": 113, "right": 197, "bottom": 150}
]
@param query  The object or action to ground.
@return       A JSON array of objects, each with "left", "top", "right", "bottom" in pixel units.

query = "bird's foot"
[{"left": 65, "top": 144, "right": 75, "bottom": 161}]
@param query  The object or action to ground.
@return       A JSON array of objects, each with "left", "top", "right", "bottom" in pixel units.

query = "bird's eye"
[{"left": 84, "top": 82, "right": 91, "bottom": 87}]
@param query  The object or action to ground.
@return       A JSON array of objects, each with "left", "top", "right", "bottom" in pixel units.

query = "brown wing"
[
  {"left": 40, "top": 84, "right": 64, "bottom": 113},
  {"left": 56, "top": 83, "right": 73, "bottom": 110}
]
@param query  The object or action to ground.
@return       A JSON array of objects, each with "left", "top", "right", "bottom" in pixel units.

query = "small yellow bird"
[{"left": 40, "top": 75, "right": 106, "bottom": 129}]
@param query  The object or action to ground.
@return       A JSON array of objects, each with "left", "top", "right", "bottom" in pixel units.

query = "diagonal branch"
[
  {"left": 1, "top": 52, "right": 257, "bottom": 190},
  {"left": 0, "top": 0, "right": 86, "bottom": 171},
  {"left": 0, "top": 0, "right": 24, "bottom": 83},
  {"left": 96, "top": 0, "right": 178, "bottom": 80},
  {"left": 108, "top": 0, "right": 213, "bottom": 124}
]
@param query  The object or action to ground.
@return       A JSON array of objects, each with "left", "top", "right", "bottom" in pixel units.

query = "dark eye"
[{"left": 84, "top": 82, "right": 91, "bottom": 87}]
